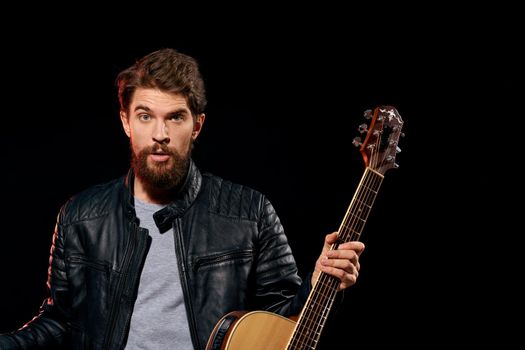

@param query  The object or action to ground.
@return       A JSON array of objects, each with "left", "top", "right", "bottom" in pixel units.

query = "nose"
[{"left": 152, "top": 120, "right": 170, "bottom": 144}]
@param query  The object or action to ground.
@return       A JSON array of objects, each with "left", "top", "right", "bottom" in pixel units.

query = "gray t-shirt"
[{"left": 125, "top": 197, "right": 193, "bottom": 349}]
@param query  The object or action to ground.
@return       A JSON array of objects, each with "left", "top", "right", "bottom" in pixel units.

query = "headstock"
[{"left": 352, "top": 106, "right": 404, "bottom": 175}]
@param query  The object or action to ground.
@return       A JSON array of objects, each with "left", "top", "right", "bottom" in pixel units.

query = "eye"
[
  {"left": 169, "top": 113, "right": 183, "bottom": 122},
  {"left": 139, "top": 114, "right": 151, "bottom": 121}
]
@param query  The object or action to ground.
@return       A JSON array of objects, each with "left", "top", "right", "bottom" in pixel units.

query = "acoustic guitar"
[{"left": 206, "top": 106, "right": 404, "bottom": 350}]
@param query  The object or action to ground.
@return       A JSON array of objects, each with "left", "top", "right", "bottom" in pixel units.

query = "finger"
[
  {"left": 326, "top": 250, "right": 359, "bottom": 265},
  {"left": 325, "top": 232, "right": 339, "bottom": 245},
  {"left": 321, "top": 265, "right": 358, "bottom": 288},
  {"left": 321, "top": 259, "right": 361, "bottom": 273},
  {"left": 339, "top": 272, "right": 358, "bottom": 290},
  {"left": 336, "top": 241, "right": 365, "bottom": 255},
  {"left": 320, "top": 257, "right": 356, "bottom": 273}
]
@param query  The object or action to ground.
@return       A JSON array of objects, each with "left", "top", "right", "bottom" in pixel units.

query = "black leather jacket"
[{"left": 0, "top": 160, "right": 310, "bottom": 349}]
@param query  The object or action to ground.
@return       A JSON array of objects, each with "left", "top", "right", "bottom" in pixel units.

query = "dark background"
[{"left": 0, "top": 9, "right": 518, "bottom": 349}]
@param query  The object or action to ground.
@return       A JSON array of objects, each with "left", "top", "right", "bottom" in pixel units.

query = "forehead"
[{"left": 130, "top": 88, "right": 190, "bottom": 112}]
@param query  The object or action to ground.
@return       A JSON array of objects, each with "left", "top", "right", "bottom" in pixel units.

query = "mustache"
[{"left": 145, "top": 144, "right": 174, "bottom": 155}]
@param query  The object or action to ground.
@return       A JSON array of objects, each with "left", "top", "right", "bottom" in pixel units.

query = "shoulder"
[
  {"left": 200, "top": 172, "right": 269, "bottom": 221},
  {"left": 58, "top": 176, "right": 125, "bottom": 226}
]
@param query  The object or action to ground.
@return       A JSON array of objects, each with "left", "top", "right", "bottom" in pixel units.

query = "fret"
[
  {"left": 289, "top": 330, "right": 319, "bottom": 349},
  {"left": 306, "top": 299, "right": 333, "bottom": 314},
  {"left": 360, "top": 184, "right": 378, "bottom": 194},
  {"left": 313, "top": 277, "right": 337, "bottom": 290},
  {"left": 354, "top": 197, "right": 372, "bottom": 209},
  {"left": 341, "top": 223, "right": 363, "bottom": 236},
  {"left": 346, "top": 212, "right": 366, "bottom": 223},
  {"left": 311, "top": 289, "right": 336, "bottom": 302},
  {"left": 291, "top": 337, "right": 317, "bottom": 350}
]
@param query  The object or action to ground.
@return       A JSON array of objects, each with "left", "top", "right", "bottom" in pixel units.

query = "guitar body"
[{"left": 206, "top": 311, "right": 295, "bottom": 350}]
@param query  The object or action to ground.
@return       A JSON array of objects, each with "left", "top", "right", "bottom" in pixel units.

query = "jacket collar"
[{"left": 124, "top": 159, "right": 202, "bottom": 233}]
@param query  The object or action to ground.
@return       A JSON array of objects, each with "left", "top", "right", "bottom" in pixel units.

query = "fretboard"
[{"left": 286, "top": 167, "right": 384, "bottom": 350}]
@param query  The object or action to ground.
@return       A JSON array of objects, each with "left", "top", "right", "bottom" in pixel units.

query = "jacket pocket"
[
  {"left": 192, "top": 249, "right": 253, "bottom": 271},
  {"left": 67, "top": 255, "right": 110, "bottom": 273},
  {"left": 66, "top": 254, "right": 111, "bottom": 341}
]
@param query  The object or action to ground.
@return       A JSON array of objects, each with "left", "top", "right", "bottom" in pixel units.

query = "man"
[{"left": 0, "top": 48, "right": 364, "bottom": 349}]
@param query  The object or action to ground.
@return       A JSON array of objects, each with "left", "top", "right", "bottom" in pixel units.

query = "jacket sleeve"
[
  {"left": 0, "top": 211, "right": 70, "bottom": 349},
  {"left": 254, "top": 197, "right": 312, "bottom": 317}
]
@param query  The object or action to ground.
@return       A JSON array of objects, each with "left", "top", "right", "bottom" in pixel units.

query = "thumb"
[{"left": 322, "top": 232, "right": 339, "bottom": 254}]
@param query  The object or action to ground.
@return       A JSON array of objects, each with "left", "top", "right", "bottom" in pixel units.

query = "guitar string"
[
  {"left": 289, "top": 132, "right": 380, "bottom": 349},
  {"left": 289, "top": 115, "right": 387, "bottom": 349},
  {"left": 304, "top": 140, "right": 385, "bottom": 349},
  {"left": 290, "top": 169, "right": 381, "bottom": 349},
  {"left": 299, "top": 117, "right": 384, "bottom": 348},
  {"left": 306, "top": 170, "right": 377, "bottom": 349},
  {"left": 288, "top": 171, "right": 372, "bottom": 349},
  {"left": 301, "top": 127, "right": 386, "bottom": 348},
  {"left": 303, "top": 114, "right": 391, "bottom": 348},
  {"left": 299, "top": 169, "right": 384, "bottom": 349}
]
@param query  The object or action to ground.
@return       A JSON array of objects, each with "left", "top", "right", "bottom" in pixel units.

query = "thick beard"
[{"left": 131, "top": 143, "right": 191, "bottom": 190}]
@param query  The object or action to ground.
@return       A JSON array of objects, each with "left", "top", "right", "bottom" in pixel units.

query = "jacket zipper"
[
  {"left": 115, "top": 226, "right": 150, "bottom": 347},
  {"left": 102, "top": 223, "right": 136, "bottom": 349},
  {"left": 173, "top": 218, "right": 201, "bottom": 350},
  {"left": 193, "top": 250, "right": 253, "bottom": 271}
]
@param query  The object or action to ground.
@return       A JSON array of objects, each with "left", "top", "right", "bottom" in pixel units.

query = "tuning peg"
[
  {"left": 400, "top": 132, "right": 406, "bottom": 138},
  {"left": 352, "top": 137, "right": 362, "bottom": 147},
  {"left": 396, "top": 146, "right": 401, "bottom": 153},
  {"left": 363, "top": 109, "right": 372, "bottom": 119},
  {"left": 393, "top": 163, "right": 400, "bottom": 168},
  {"left": 358, "top": 123, "right": 368, "bottom": 134}
]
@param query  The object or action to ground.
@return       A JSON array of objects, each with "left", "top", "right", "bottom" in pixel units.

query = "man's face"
[{"left": 120, "top": 88, "right": 204, "bottom": 189}]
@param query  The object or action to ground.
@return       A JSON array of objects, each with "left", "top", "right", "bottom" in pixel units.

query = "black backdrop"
[{"left": 0, "top": 14, "right": 517, "bottom": 348}]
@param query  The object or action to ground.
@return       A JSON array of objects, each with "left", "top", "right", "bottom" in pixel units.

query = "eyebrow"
[
  {"left": 134, "top": 105, "right": 151, "bottom": 112},
  {"left": 133, "top": 105, "right": 189, "bottom": 115}
]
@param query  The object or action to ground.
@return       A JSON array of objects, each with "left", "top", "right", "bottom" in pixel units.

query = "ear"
[
  {"left": 120, "top": 111, "right": 131, "bottom": 138},
  {"left": 191, "top": 113, "right": 206, "bottom": 140}
]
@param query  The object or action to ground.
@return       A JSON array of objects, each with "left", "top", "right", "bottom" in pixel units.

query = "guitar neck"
[
  {"left": 286, "top": 167, "right": 384, "bottom": 350},
  {"left": 338, "top": 167, "right": 384, "bottom": 243}
]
